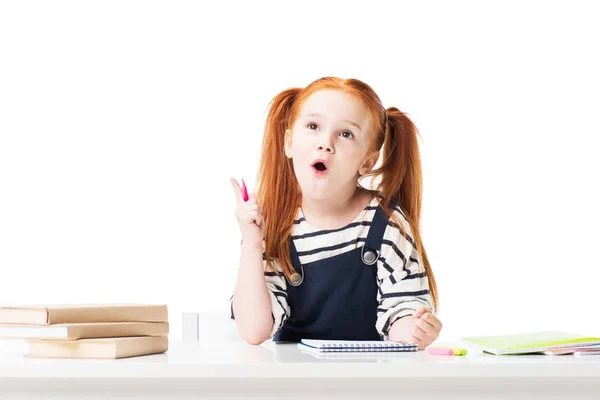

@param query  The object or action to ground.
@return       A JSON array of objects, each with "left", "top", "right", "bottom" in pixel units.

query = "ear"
[
  {"left": 284, "top": 129, "right": 293, "bottom": 159},
  {"left": 359, "top": 150, "right": 379, "bottom": 176}
]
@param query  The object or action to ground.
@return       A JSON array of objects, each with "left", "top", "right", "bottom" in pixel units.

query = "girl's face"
[{"left": 285, "top": 89, "right": 379, "bottom": 201}]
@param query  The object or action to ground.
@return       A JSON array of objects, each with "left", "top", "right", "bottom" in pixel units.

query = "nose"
[
  {"left": 317, "top": 144, "right": 333, "bottom": 153},
  {"left": 317, "top": 135, "right": 334, "bottom": 153}
]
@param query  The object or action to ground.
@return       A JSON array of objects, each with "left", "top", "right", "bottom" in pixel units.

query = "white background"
[{"left": 1, "top": 1, "right": 598, "bottom": 342}]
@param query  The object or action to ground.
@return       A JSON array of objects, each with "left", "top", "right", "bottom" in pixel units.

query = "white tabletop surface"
[{"left": 1, "top": 339, "right": 600, "bottom": 379}]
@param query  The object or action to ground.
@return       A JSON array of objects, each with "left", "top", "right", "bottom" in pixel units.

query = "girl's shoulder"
[
  {"left": 371, "top": 195, "right": 414, "bottom": 243},
  {"left": 370, "top": 193, "right": 410, "bottom": 225}
]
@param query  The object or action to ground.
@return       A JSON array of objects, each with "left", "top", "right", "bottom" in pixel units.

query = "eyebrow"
[{"left": 303, "top": 113, "right": 363, "bottom": 132}]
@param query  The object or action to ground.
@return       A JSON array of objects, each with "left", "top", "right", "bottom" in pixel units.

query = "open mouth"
[{"left": 313, "top": 162, "right": 327, "bottom": 172}]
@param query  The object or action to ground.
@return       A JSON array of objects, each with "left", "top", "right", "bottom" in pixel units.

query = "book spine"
[
  {"left": 47, "top": 306, "right": 168, "bottom": 324},
  {"left": 115, "top": 336, "right": 169, "bottom": 358},
  {"left": 67, "top": 322, "right": 170, "bottom": 339}
]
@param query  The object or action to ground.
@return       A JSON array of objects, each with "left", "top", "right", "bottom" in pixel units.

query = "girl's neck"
[{"left": 301, "top": 188, "right": 372, "bottom": 230}]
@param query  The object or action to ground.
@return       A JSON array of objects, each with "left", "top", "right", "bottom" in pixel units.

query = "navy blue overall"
[{"left": 274, "top": 205, "right": 388, "bottom": 342}]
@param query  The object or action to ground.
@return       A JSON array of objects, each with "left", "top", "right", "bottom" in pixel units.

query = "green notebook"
[{"left": 461, "top": 331, "right": 600, "bottom": 355}]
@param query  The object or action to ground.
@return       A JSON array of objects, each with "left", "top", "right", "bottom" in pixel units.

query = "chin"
[
  {"left": 298, "top": 183, "right": 337, "bottom": 201},
  {"left": 304, "top": 192, "right": 332, "bottom": 201}
]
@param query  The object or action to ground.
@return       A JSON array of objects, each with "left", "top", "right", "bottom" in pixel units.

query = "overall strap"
[
  {"left": 287, "top": 238, "right": 305, "bottom": 286},
  {"left": 289, "top": 238, "right": 302, "bottom": 272},
  {"left": 364, "top": 205, "right": 389, "bottom": 253}
]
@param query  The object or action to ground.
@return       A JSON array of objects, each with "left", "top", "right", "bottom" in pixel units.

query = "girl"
[{"left": 230, "top": 77, "right": 441, "bottom": 348}]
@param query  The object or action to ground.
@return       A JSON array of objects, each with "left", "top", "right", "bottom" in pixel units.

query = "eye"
[
  {"left": 340, "top": 131, "right": 354, "bottom": 139},
  {"left": 307, "top": 122, "right": 319, "bottom": 130}
]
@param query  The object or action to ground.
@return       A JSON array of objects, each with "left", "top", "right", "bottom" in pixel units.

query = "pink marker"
[
  {"left": 241, "top": 179, "right": 249, "bottom": 202},
  {"left": 427, "top": 347, "right": 454, "bottom": 356}
]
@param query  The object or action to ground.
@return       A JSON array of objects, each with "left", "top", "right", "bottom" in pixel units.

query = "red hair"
[{"left": 256, "top": 77, "right": 438, "bottom": 311}]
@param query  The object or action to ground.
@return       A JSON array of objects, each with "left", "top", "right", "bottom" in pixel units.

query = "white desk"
[{"left": 1, "top": 340, "right": 600, "bottom": 399}]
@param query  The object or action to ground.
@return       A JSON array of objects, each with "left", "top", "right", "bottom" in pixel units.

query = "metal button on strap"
[
  {"left": 361, "top": 247, "right": 379, "bottom": 265},
  {"left": 289, "top": 273, "right": 301, "bottom": 285},
  {"left": 288, "top": 265, "right": 304, "bottom": 286}
]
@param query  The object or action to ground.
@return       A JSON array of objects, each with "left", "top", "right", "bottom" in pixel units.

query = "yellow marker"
[
  {"left": 451, "top": 348, "right": 467, "bottom": 356},
  {"left": 438, "top": 346, "right": 467, "bottom": 356}
]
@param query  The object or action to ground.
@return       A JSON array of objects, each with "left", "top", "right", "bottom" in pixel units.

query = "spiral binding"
[{"left": 318, "top": 343, "right": 417, "bottom": 352}]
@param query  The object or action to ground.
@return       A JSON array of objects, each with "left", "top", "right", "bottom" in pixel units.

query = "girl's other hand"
[
  {"left": 411, "top": 307, "right": 442, "bottom": 349},
  {"left": 388, "top": 307, "right": 442, "bottom": 350}
]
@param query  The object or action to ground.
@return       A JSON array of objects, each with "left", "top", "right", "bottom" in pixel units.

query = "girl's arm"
[
  {"left": 375, "top": 209, "right": 438, "bottom": 347},
  {"left": 232, "top": 242, "right": 274, "bottom": 345},
  {"left": 229, "top": 178, "right": 282, "bottom": 345}
]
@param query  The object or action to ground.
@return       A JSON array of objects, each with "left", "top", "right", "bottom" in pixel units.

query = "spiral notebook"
[{"left": 298, "top": 339, "right": 418, "bottom": 353}]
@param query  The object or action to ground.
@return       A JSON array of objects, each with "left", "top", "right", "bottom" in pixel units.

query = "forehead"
[{"left": 299, "top": 90, "right": 371, "bottom": 128}]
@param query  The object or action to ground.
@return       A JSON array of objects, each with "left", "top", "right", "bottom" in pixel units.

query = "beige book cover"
[
  {"left": 0, "top": 321, "right": 169, "bottom": 339},
  {"left": 0, "top": 304, "right": 168, "bottom": 325},
  {"left": 26, "top": 336, "right": 168, "bottom": 359}
]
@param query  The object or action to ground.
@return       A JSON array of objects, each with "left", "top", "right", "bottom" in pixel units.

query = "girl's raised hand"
[{"left": 230, "top": 178, "right": 264, "bottom": 248}]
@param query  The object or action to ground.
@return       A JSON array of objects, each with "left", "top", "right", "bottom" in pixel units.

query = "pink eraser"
[
  {"left": 427, "top": 347, "right": 454, "bottom": 356},
  {"left": 241, "top": 179, "right": 249, "bottom": 202}
]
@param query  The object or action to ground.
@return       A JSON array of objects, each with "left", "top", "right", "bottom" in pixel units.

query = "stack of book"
[
  {"left": 461, "top": 331, "right": 600, "bottom": 355},
  {"left": 0, "top": 304, "right": 168, "bottom": 359}
]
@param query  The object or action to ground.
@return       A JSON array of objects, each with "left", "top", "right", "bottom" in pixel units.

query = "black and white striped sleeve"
[
  {"left": 375, "top": 208, "right": 433, "bottom": 340},
  {"left": 229, "top": 257, "right": 291, "bottom": 339}
]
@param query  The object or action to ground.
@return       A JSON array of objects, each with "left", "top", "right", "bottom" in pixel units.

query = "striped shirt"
[{"left": 231, "top": 196, "right": 432, "bottom": 340}]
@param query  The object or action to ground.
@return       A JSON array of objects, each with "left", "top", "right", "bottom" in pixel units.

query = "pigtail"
[
  {"left": 256, "top": 88, "right": 303, "bottom": 278},
  {"left": 374, "top": 107, "right": 439, "bottom": 311}
]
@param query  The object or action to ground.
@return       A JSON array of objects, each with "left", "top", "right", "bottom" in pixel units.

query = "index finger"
[{"left": 229, "top": 177, "right": 243, "bottom": 204}]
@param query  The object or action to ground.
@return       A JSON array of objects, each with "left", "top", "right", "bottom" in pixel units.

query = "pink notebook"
[{"left": 543, "top": 346, "right": 600, "bottom": 356}]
